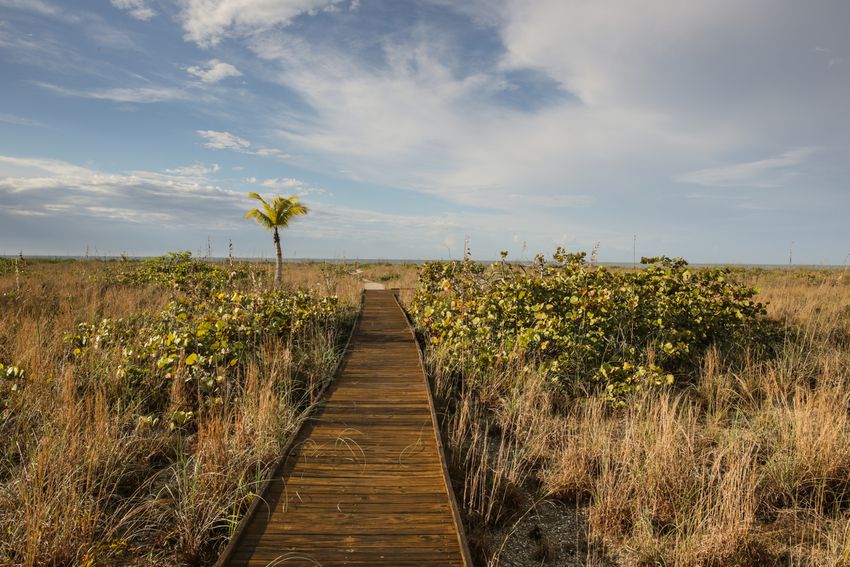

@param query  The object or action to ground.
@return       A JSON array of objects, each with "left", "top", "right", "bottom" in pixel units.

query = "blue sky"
[{"left": 1, "top": 0, "right": 848, "bottom": 263}]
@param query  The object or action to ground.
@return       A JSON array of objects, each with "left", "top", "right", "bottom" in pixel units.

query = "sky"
[{"left": 0, "top": 0, "right": 848, "bottom": 264}]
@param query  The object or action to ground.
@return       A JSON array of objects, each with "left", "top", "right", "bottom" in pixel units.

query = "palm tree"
[{"left": 245, "top": 193, "right": 309, "bottom": 286}]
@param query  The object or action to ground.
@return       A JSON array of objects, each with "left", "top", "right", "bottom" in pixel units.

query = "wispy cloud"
[
  {"left": 1, "top": 1, "right": 138, "bottom": 49},
  {"left": 254, "top": 148, "right": 291, "bottom": 158},
  {"left": 186, "top": 59, "right": 242, "bottom": 83},
  {"left": 179, "top": 0, "right": 350, "bottom": 46},
  {"left": 259, "top": 177, "right": 304, "bottom": 190},
  {"left": 677, "top": 148, "right": 819, "bottom": 188},
  {"left": 33, "top": 81, "right": 188, "bottom": 103},
  {"left": 0, "top": 0, "right": 60, "bottom": 16},
  {"left": 109, "top": 0, "right": 156, "bottom": 21},
  {"left": 0, "top": 21, "right": 131, "bottom": 77},
  {"left": 0, "top": 155, "right": 243, "bottom": 227},
  {"left": 196, "top": 130, "right": 291, "bottom": 159},
  {"left": 0, "top": 154, "right": 476, "bottom": 257},
  {"left": 246, "top": 176, "right": 331, "bottom": 197},
  {"left": 197, "top": 130, "right": 251, "bottom": 151},
  {"left": 245, "top": 27, "right": 655, "bottom": 210},
  {"left": 3, "top": 0, "right": 849, "bottom": 262},
  {"left": 0, "top": 113, "right": 47, "bottom": 128},
  {"left": 163, "top": 163, "right": 220, "bottom": 175}
]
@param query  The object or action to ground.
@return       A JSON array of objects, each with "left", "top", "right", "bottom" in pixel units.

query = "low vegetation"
[
  {"left": 411, "top": 251, "right": 766, "bottom": 402},
  {"left": 0, "top": 254, "right": 355, "bottom": 565},
  {"left": 0, "top": 257, "right": 25, "bottom": 276},
  {"left": 410, "top": 253, "right": 850, "bottom": 566},
  {"left": 3, "top": 251, "right": 847, "bottom": 566}
]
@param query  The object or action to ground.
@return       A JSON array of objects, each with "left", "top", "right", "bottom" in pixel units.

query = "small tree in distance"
[{"left": 245, "top": 193, "right": 309, "bottom": 287}]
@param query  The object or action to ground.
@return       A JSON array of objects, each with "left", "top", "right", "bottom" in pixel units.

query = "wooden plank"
[{"left": 216, "top": 290, "right": 471, "bottom": 566}]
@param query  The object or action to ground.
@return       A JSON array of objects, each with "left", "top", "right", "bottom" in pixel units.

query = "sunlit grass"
[
  {"left": 418, "top": 263, "right": 850, "bottom": 565},
  {"left": 0, "top": 258, "right": 361, "bottom": 565}
]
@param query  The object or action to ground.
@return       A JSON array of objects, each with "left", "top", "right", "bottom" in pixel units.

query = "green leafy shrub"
[
  {"left": 115, "top": 251, "right": 247, "bottom": 294},
  {"left": 65, "top": 288, "right": 343, "bottom": 421},
  {"left": 0, "top": 257, "right": 25, "bottom": 276},
  {"left": 410, "top": 249, "right": 765, "bottom": 401}
]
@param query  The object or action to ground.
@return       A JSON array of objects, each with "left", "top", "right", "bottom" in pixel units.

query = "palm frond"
[
  {"left": 246, "top": 192, "right": 269, "bottom": 207},
  {"left": 245, "top": 208, "right": 275, "bottom": 230},
  {"left": 275, "top": 196, "right": 309, "bottom": 227},
  {"left": 245, "top": 193, "right": 309, "bottom": 231}
]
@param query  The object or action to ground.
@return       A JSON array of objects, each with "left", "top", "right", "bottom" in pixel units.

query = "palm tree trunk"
[{"left": 273, "top": 227, "right": 283, "bottom": 287}]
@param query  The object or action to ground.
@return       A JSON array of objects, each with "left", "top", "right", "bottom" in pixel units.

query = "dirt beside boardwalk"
[{"left": 484, "top": 497, "right": 613, "bottom": 567}]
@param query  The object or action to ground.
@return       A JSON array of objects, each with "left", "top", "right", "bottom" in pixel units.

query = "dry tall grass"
[
  {"left": 0, "top": 260, "right": 354, "bottom": 565},
  {"left": 4, "top": 260, "right": 847, "bottom": 565},
  {"left": 426, "top": 267, "right": 850, "bottom": 566}
]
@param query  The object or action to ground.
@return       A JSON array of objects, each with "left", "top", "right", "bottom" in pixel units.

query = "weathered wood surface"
[{"left": 219, "top": 289, "right": 470, "bottom": 566}]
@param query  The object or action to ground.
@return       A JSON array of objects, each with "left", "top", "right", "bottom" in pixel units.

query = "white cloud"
[
  {"left": 230, "top": 0, "right": 850, "bottom": 222},
  {"left": 195, "top": 130, "right": 291, "bottom": 159},
  {"left": 179, "top": 0, "right": 347, "bottom": 46},
  {"left": 34, "top": 82, "right": 188, "bottom": 103},
  {"left": 83, "top": 206, "right": 172, "bottom": 223},
  {"left": 0, "top": 153, "right": 510, "bottom": 257},
  {"left": 254, "top": 148, "right": 291, "bottom": 158},
  {"left": 677, "top": 148, "right": 819, "bottom": 188},
  {"left": 0, "top": 155, "right": 96, "bottom": 180},
  {"left": 110, "top": 0, "right": 156, "bottom": 21},
  {"left": 164, "top": 163, "right": 221, "bottom": 175},
  {"left": 246, "top": 29, "right": 680, "bottom": 209},
  {"left": 260, "top": 177, "right": 303, "bottom": 189},
  {"left": 243, "top": 175, "right": 329, "bottom": 197},
  {"left": 186, "top": 59, "right": 242, "bottom": 83},
  {"left": 197, "top": 129, "right": 252, "bottom": 151},
  {"left": 89, "top": 87, "right": 187, "bottom": 103},
  {"left": 258, "top": 177, "right": 329, "bottom": 196},
  {"left": 497, "top": 1, "right": 732, "bottom": 106},
  {"left": 4, "top": 0, "right": 849, "bottom": 261},
  {"left": 6, "top": 208, "right": 50, "bottom": 217},
  {"left": 0, "top": 155, "right": 243, "bottom": 226}
]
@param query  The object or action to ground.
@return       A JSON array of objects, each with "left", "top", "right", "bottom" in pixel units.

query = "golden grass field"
[
  {"left": 0, "top": 258, "right": 847, "bottom": 566},
  {"left": 0, "top": 259, "right": 363, "bottom": 565},
  {"left": 425, "top": 266, "right": 850, "bottom": 566}
]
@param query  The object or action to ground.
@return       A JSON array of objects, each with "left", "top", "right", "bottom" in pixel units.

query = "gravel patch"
[{"left": 468, "top": 493, "right": 613, "bottom": 566}]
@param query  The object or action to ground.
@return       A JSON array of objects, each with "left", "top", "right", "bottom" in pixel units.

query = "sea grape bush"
[
  {"left": 0, "top": 257, "right": 25, "bottom": 276},
  {"left": 65, "top": 288, "right": 342, "bottom": 424},
  {"left": 410, "top": 249, "right": 765, "bottom": 401},
  {"left": 115, "top": 251, "right": 248, "bottom": 293}
]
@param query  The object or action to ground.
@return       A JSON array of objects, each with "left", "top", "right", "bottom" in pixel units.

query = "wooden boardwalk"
[{"left": 218, "top": 290, "right": 471, "bottom": 566}]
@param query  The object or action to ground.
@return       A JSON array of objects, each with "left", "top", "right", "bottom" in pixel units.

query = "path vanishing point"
[{"left": 217, "top": 289, "right": 472, "bottom": 566}]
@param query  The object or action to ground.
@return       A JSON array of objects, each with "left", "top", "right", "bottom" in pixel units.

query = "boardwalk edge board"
[
  {"left": 393, "top": 290, "right": 474, "bottom": 566},
  {"left": 214, "top": 291, "right": 365, "bottom": 567}
]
